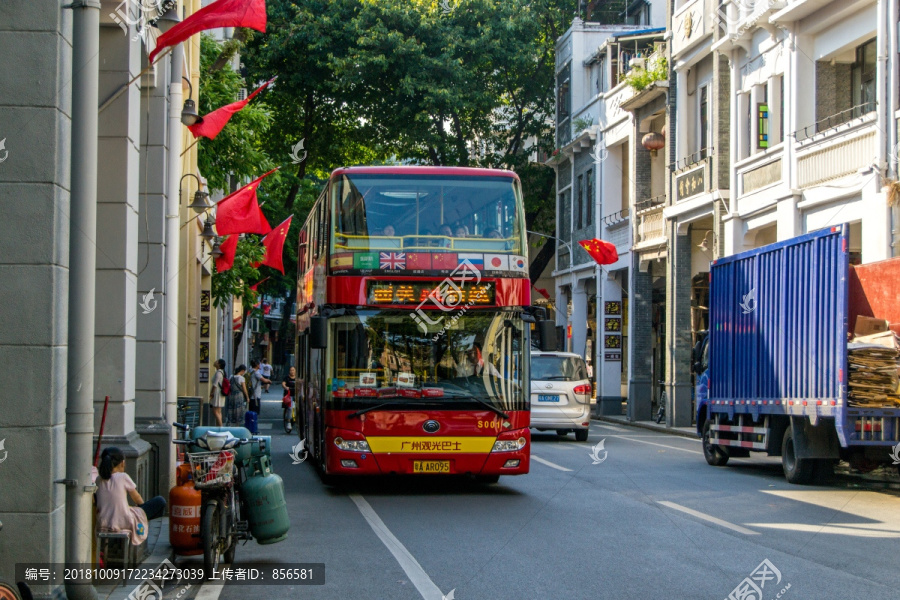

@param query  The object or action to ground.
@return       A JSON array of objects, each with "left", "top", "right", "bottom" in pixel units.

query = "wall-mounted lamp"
[
  {"left": 180, "top": 173, "right": 210, "bottom": 213},
  {"left": 181, "top": 76, "right": 204, "bottom": 127},
  {"left": 150, "top": 5, "right": 180, "bottom": 34},
  {"left": 698, "top": 230, "right": 715, "bottom": 251},
  {"left": 200, "top": 219, "right": 217, "bottom": 242}
]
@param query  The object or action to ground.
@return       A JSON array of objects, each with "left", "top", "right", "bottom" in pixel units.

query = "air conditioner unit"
[{"left": 249, "top": 318, "right": 260, "bottom": 333}]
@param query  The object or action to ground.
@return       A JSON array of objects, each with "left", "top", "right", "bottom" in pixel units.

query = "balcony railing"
[
  {"left": 792, "top": 102, "right": 877, "bottom": 142},
  {"left": 796, "top": 119, "right": 877, "bottom": 188},
  {"left": 634, "top": 204, "right": 666, "bottom": 246},
  {"left": 634, "top": 194, "right": 666, "bottom": 213}
]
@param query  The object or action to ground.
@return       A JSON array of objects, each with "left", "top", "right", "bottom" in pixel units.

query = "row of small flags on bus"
[{"left": 330, "top": 252, "right": 528, "bottom": 273}]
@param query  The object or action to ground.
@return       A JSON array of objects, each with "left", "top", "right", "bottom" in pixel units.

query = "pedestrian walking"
[
  {"left": 260, "top": 357, "right": 273, "bottom": 392},
  {"left": 248, "top": 359, "right": 271, "bottom": 414},
  {"left": 209, "top": 359, "right": 227, "bottom": 426},
  {"left": 227, "top": 365, "right": 250, "bottom": 425}
]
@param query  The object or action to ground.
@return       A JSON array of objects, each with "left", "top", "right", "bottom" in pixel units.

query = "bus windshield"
[
  {"left": 328, "top": 310, "right": 528, "bottom": 412},
  {"left": 330, "top": 174, "right": 526, "bottom": 273}
]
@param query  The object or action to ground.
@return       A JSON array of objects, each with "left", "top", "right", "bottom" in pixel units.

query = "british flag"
[{"left": 379, "top": 252, "right": 406, "bottom": 270}]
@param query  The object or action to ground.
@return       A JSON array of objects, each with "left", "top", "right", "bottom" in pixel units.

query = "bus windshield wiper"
[
  {"left": 348, "top": 401, "right": 435, "bottom": 419},
  {"left": 466, "top": 396, "right": 509, "bottom": 420}
]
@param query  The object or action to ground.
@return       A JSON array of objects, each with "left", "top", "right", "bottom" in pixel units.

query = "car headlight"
[
  {"left": 492, "top": 437, "right": 527, "bottom": 452},
  {"left": 333, "top": 437, "right": 370, "bottom": 452}
]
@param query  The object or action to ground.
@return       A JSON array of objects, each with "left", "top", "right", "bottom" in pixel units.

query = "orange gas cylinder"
[{"left": 169, "top": 464, "right": 202, "bottom": 555}]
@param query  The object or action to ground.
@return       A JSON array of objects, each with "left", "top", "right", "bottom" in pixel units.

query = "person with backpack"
[
  {"left": 247, "top": 359, "right": 271, "bottom": 415},
  {"left": 227, "top": 365, "right": 250, "bottom": 426},
  {"left": 260, "top": 357, "right": 273, "bottom": 392},
  {"left": 209, "top": 359, "right": 228, "bottom": 426}
]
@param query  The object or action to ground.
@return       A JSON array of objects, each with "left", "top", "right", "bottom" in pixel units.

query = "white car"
[{"left": 530, "top": 351, "right": 594, "bottom": 441}]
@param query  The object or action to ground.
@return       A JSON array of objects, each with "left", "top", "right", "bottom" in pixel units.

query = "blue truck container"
[{"left": 695, "top": 224, "right": 900, "bottom": 484}]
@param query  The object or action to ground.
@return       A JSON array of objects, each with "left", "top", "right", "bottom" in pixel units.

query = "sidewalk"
[
  {"left": 593, "top": 413, "right": 697, "bottom": 439},
  {"left": 94, "top": 517, "right": 174, "bottom": 600}
]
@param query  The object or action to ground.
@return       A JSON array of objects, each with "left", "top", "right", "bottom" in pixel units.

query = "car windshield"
[
  {"left": 531, "top": 355, "right": 588, "bottom": 382},
  {"left": 328, "top": 310, "right": 528, "bottom": 412}
]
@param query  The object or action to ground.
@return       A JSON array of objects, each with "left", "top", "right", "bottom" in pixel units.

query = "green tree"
[{"left": 196, "top": 34, "right": 273, "bottom": 192}]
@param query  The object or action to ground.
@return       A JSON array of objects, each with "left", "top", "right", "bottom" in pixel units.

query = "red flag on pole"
[
  {"left": 255, "top": 216, "right": 293, "bottom": 274},
  {"left": 149, "top": 0, "right": 268, "bottom": 64},
  {"left": 578, "top": 238, "right": 618, "bottom": 265},
  {"left": 215, "top": 169, "right": 276, "bottom": 235},
  {"left": 187, "top": 78, "right": 273, "bottom": 140},
  {"left": 249, "top": 277, "right": 270, "bottom": 291},
  {"left": 214, "top": 234, "right": 239, "bottom": 272}
]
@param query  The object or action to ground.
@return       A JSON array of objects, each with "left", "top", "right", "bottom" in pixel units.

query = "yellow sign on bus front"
[{"left": 366, "top": 437, "right": 495, "bottom": 453}]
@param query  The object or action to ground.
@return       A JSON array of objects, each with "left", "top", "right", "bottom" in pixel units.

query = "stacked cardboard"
[{"left": 847, "top": 331, "right": 900, "bottom": 407}]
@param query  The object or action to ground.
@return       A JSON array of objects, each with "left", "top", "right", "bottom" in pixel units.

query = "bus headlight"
[
  {"left": 333, "top": 437, "right": 370, "bottom": 452},
  {"left": 492, "top": 437, "right": 526, "bottom": 452}
]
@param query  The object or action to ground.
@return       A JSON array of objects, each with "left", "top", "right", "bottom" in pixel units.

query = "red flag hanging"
[
  {"left": 149, "top": 0, "right": 267, "bottom": 64},
  {"left": 255, "top": 216, "right": 293, "bottom": 274},
  {"left": 249, "top": 277, "right": 270, "bottom": 291},
  {"left": 215, "top": 169, "right": 276, "bottom": 235},
  {"left": 578, "top": 238, "right": 618, "bottom": 265},
  {"left": 214, "top": 234, "right": 239, "bottom": 272},
  {"left": 187, "top": 78, "right": 274, "bottom": 140}
]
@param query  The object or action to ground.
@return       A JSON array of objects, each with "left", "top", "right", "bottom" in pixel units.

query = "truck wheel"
[
  {"left": 781, "top": 428, "right": 814, "bottom": 484},
  {"left": 702, "top": 421, "right": 729, "bottom": 466}
]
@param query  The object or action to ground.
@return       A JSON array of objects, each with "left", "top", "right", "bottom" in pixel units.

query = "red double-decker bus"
[{"left": 293, "top": 166, "right": 538, "bottom": 481}]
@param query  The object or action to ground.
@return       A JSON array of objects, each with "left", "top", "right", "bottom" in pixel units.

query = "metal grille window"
[
  {"left": 576, "top": 174, "right": 584, "bottom": 230},
  {"left": 586, "top": 170, "right": 593, "bottom": 226}
]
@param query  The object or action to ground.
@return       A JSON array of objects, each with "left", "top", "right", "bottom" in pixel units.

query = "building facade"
[{"left": 0, "top": 2, "right": 219, "bottom": 596}]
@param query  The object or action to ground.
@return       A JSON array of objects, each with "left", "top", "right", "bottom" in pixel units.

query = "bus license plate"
[
  {"left": 413, "top": 460, "right": 450, "bottom": 474},
  {"left": 538, "top": 394, "right": 560, "bottom": 402}
]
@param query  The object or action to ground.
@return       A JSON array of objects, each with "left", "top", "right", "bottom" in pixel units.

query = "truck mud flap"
[{"left": 791, "top": 416, "right": 840, "bottom": 460}]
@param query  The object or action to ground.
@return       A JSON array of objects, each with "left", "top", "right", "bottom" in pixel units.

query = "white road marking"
[
  {"left": 593, "top": 423, "right": 627, "bottom": 431},
  {"left": 657, "top": 501, "right": 759, "bottom": 535},
  {"left": 192, "top": 564, "right": 228, "bottom": 600},
  {"left": 613, "top": 435, "right": 702, "bottom": 454},
  {"left": 350, "top": 493, "right": 449, "bottom": 600},
  {"left": 531, "top": 455, "right": 573, "bottom": 472},
  {"left": 550, "top": 444, "right": 573, "bottom": 450}
]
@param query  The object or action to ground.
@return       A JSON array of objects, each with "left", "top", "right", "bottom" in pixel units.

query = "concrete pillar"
[
  {"left": 135, "top": 49, "right": 173, "bottom": 497},
  {"left": 627, "top": 254, "right": 653, "bottom": 421},
  {"left": 723, "top": 215, "right": 746, "bottom": 256},
  {"left": 665, "top": 227, "right": 693, "bottom": 427},
  {"left": 571, "top": 278, "right": 589, "bottom": 360},
  {"left": 777, "top": 193, "right": 802, "bottom": 242},
  {"left": 0, "top": 3, "right": 71, "bottom": 593},
  {"left": 94, "top": 24, "right": 150, "bottom": 489}
]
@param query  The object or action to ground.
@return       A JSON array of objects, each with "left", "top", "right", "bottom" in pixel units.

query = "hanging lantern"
[
  {"left": 642, "top": 131, "right": 665, "bottom": 156},
  {"left": 200, "top": 219, "right": 216, "bottom": 241}
]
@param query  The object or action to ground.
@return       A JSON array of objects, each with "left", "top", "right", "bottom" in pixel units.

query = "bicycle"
[
  {"left": 173, "top": 423, "right": 261, "bottom": 579},
  {"left": 656, "top": 380, "right": 666, "bottom": 424}
]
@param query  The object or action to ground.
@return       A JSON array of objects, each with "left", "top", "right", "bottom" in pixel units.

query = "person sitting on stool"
[{"left": 95, "top": 447, "right": 166, "bottom": 546}]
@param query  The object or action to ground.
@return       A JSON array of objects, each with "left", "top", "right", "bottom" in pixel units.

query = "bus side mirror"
[
  {"left": 310, "top": 316, "right": 328, "bottom": 349},
  {"left": 537, "top": 320, "right": 557, "bottom": 352}
]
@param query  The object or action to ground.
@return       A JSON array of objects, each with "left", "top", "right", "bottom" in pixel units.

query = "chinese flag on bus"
[
  {"left": 214, "top": 234, "right": 238, "bottom": 272},
  {"left": 256, "top": 216, "right": 292, "bottom": 274},
  {"left": 578, "top": 238, "right": 618, "bottom": 265},
  {"left": 149, "top": 0, "right": 267, "bottom": 64},
  {"left": 187, "top": 78, "right": 273, "bottom": 140},
  {"left": 215, "top": 169, "right": 276, "bottom": 235}
]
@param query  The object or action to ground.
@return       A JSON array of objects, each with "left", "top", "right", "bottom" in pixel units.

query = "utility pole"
[{"left": 65, "top": 1, "right": 100, "bottom": 599}]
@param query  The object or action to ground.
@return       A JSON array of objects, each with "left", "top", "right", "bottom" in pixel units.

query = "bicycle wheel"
[{"left": 202, "top": 501, "right": 222, "bottom": 579}]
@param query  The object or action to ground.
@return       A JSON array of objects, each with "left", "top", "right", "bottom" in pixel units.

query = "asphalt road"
[{"left": 168, "top": 391, "right": 900, "bottom": 600}]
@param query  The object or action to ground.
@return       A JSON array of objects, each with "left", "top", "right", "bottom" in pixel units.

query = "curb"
[
  {"left": 100, "top": 518, "right": 175, "bottom": 600},
  {"left": 592, "top": 415, "right": 698, "bottom": 440}
]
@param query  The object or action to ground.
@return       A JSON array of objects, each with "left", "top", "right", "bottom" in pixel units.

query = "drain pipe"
[
  {"left": 888, "top": 0, "right": 900, "bottom": 256},
  {"left": 64, "top": 1, "right": 101, "bottom": 599},
  {"left": 165, "top": 41, "right": 185, "bottom": 485}
]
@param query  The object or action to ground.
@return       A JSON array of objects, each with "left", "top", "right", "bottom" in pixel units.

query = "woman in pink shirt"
[{"left": 96, "top": 447, "right": 167, "bottom": 545}]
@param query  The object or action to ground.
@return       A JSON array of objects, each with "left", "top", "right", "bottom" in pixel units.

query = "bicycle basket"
[{"left": 188, "top": 450, "right": 236, "bottom": 489}]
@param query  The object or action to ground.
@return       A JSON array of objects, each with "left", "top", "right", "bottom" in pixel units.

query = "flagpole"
[{"left": 98, "top": 46, "right": 174, "bottom": 114}]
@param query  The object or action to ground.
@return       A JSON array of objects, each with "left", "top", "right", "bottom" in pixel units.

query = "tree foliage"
[{"left": 197, "top": 34, "right": 273, "bottom": 193}]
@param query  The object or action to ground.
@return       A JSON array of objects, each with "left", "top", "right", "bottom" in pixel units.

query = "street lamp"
[
  {"left": 210, "top": 240, "right": 224, "bottom": 260},
  {"left": 150, "top": 4, "right": 180, "bottom": 34},
  {"left": 180, "top": 76, "right": 203, "bottom": 127},
  {"left": 200, "top": 219, "right": 217, "bottom": 242},
  {"left": 180, "top": 173, "right": 210, "bottom": 213}
]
